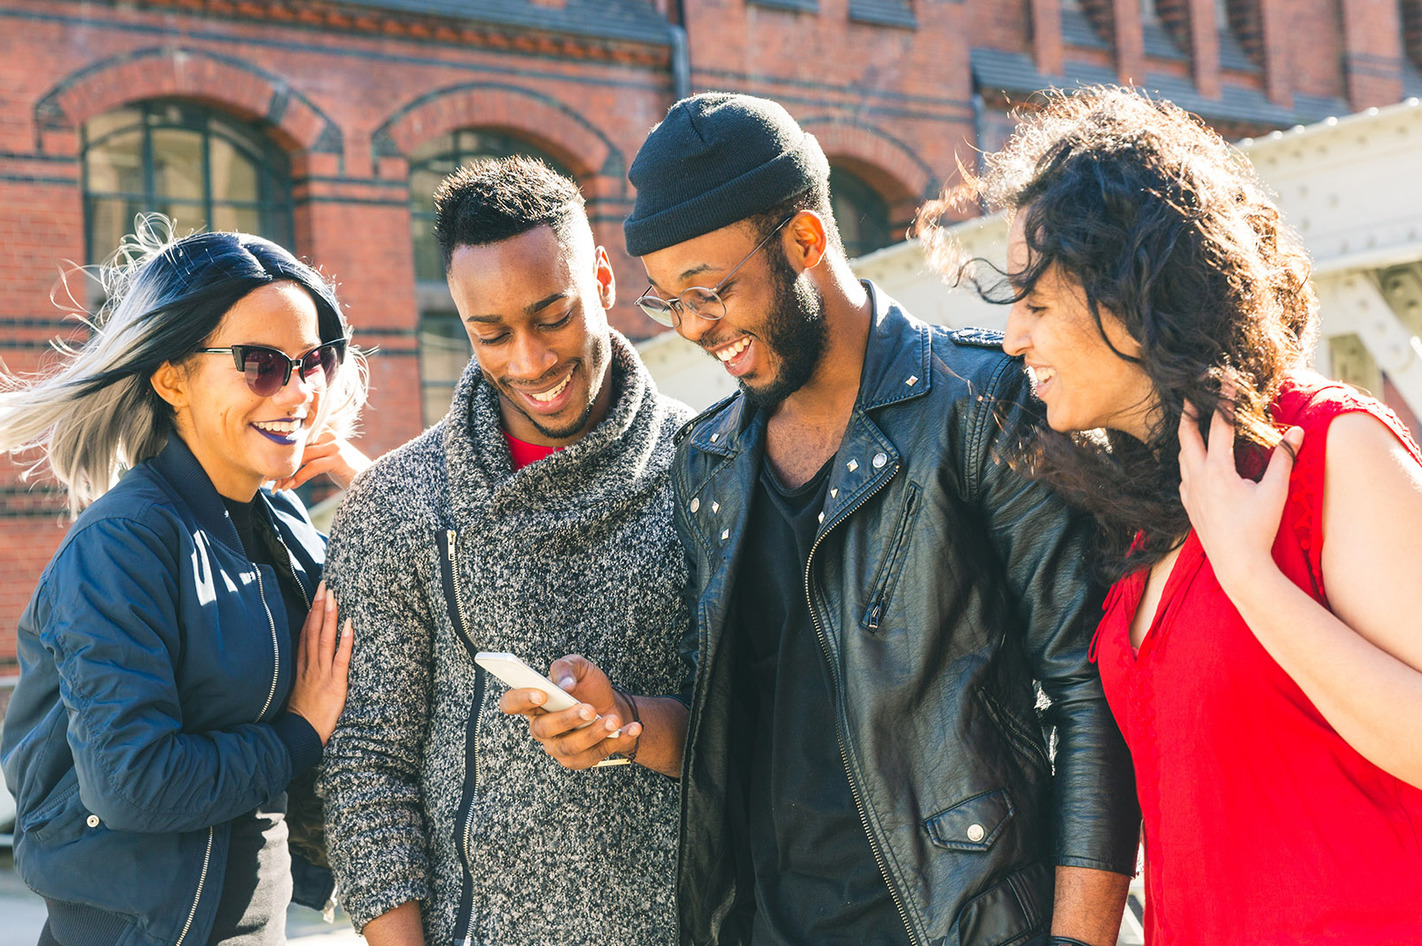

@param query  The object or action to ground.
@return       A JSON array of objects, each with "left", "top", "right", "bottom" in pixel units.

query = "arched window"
[
  {"left": 82, "top": 100, "right": 292, "bottom": 263},
  {"left": 409, "top": 130, "right": 576, "bottom": 424},
  {"left": 829, "top": 165, "right": 894, "bottom": 260}
]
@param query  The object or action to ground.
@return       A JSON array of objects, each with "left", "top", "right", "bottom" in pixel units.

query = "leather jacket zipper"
[
  {"left": 802, "top": 470, "right": 921, "bottom": 946},
  {"left": 440, "top": 529, "right": 486, "bottom": 946},
  {"left": 173, "top": 826, "right": 215, "bottom": 946}
]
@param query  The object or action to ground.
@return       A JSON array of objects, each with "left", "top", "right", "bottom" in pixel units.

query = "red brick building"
[{"left": 1, "top": 0, "right": 1418, "bottom": 665}]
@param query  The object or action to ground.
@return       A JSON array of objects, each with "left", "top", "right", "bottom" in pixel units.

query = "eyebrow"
[
  {"left": 649, "top": 263, "right": 722, "bottom": 295},
  {"left": 464, "top": 290, "right": 571, "bottom": 324}
]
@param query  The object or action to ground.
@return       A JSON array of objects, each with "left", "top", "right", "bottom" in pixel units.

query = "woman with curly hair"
[
  {"left": 0, "top": 220, "right": 368, "bottom": 946},
  {"left": 921, "top": 87, "right": 1422, "bottom": 942}
]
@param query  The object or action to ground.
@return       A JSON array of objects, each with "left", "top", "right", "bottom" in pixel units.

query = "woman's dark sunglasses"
[{"left": 195, "top": 338, "right": 346, "bottom": 397}]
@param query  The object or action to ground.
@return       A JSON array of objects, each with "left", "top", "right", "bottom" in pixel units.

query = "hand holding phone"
[
  {"left": 475, "top": 651, "right": 579, "bottom": 712},
  {"left": 479, "top": 651, "right": 631, "bottom": 766}
]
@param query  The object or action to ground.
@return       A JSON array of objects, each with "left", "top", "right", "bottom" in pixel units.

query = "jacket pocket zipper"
[{"left": 862, "top": 482, "right": 920, "bottom": 631}]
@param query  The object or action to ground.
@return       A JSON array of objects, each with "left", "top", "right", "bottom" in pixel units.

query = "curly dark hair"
[{"left": 917, "top": 87, "right": 1319, "bottom": 580}]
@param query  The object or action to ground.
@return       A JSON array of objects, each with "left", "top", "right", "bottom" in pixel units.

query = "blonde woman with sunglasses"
[{"left": 0, "top": 221, "right": 368, "bottom": 946}]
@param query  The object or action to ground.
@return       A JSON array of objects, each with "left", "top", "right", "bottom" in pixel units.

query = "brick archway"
[
  {"left": 372, "top": 82, "right": 625, "bottom": 198},
  {"left": 33, "top": 47, "right": 343, "bottom": 161},
  {"left": 801, "top": 118, "right": 935, "bottom": 204}
]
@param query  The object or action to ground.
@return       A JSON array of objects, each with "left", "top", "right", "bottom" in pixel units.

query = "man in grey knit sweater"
[{"left": 317, "top": 157, "right": 692, "bottom": 945}]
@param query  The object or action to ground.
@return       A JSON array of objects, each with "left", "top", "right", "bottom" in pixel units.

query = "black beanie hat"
[{"left": 623, "top": 92, "right": 830, "bottom": 257}]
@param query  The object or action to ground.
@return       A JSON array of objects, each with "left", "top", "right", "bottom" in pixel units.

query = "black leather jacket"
[{"left": 671, "top": 286, "right": 1138, "bottom": 946}]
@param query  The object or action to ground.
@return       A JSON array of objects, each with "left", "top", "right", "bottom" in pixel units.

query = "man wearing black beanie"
[{"left": 511, "top": 92, "right": 1139, "bottom": 946}]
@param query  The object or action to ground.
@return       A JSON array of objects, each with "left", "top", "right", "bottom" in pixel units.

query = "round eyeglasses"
[
  {"left": 635, "top": 215, "right": 794, "bottom": 328},
  {"left": 195, "top": 338, "right": 347, "bottom": 397}
]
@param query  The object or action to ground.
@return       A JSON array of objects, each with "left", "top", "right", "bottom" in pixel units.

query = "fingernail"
[
  {"left": 530, "top": 691, "right": 545, "bottom": 705},
  {"left": 558, "top": 676, "right": 575, "bottom": 691},
  {"left": 604, "top": 718, "right": 618, "bottom": 732},
  {"left": 315, "top": 580, "right": 325, "bottom": 600},
  {"left": 579, "top": 705, "right": 594, "bottom": 721}
]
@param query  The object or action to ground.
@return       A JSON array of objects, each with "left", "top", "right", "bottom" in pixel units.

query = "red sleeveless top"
[{"left": 1093, "top": 373, "right": 1422, "bottom": 944}]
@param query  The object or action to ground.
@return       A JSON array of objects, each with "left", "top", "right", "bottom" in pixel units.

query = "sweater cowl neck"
[{"left": 441, "top": 329, "right": 666, "bottom": 519}]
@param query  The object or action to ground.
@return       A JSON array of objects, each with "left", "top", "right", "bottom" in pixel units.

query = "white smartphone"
[
  {"left": 475, "top": 651, "right": 579, "bottom": 712},
  {"left": 474, "top": 651, "right": 629, "bottom": 765}
]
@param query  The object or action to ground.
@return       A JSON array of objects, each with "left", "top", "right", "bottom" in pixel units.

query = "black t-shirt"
[
  {"left": 728, "top": 459, "right": 911, "bottom": 946},
  {"left": 211, "top": 496, "right": 310, "bottom": 946},
  {"left": 222, "top": 496, "right": 309, "bottom": 641}
]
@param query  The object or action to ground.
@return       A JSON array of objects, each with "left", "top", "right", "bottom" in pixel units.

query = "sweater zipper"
[
  {"left": 441, "top": 529, "right": 486, "bottom": 946},
  {"left": 253, "top": 569, "right": 281, "bottom": 720},
  {"left": 446, "top": 529, "right": 482, "bottom": 795},
  {"left": 173, "top": 826, "right": 214, "bottom": 946},
  {"left": 802, "top": 471, "right": 921, "bottom": 946}
]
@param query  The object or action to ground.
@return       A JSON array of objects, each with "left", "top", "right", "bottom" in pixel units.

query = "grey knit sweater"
[{"left": 318, "top": 332, "right": 692, "bottom": 945}]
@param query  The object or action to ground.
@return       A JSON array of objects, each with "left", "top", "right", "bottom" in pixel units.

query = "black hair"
[
  {"left": 918, "top": 87, "right": 1317, "bottom": 580},
  {"left": 433, "top": 155, "right": 586, "bottom": 269}
]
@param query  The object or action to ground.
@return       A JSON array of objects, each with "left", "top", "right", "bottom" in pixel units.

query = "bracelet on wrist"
[{"left": 611, "top": 683, "right": 641, "bottom": 764}]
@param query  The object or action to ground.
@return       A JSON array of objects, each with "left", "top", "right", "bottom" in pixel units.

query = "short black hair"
[{"left": 432, "top": 155, "right": 586, "bottom": 270}]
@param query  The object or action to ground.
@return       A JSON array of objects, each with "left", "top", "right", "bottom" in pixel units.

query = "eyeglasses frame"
[
  {"left": 635, "top": 214, "right": 797, "bottom": 328},
  {"left": 195, "top": 337, "right": 348, "bottom": 395}
]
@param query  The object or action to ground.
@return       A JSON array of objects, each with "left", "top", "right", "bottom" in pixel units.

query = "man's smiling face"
[
  {"left": 639, "top": 218, "right": 827, "bottom": 411},
  {"left": 447, "top": 223, "right": 615, "bottom": 446}
]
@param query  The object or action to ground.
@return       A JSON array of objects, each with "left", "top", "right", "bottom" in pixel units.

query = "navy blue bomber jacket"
[{"left": 1, "top": 434, "right": 327, "bottom": 946}]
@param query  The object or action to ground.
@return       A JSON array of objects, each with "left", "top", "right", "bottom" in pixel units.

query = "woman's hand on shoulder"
[
  {"left": 273, "top": 430, "right": 372, "bottom": 492},
  {"left": 1177, "top": 397, "right": 1304, "bottom": 597},
  {"left": 286, "top": 580, "right": 354, "bottom": 744}
]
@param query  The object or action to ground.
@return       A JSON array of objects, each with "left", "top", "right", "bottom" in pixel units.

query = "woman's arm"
[
  {"left": 49, "top": 517, "right": 321, "bottom": 833},
  {"left": 1180, "top": 405, "right": 1422, "bottom": 787}
]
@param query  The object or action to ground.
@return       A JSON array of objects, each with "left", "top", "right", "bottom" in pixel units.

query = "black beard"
[{"left": 739, "top": 243, "right": 828, "bottom": 411}]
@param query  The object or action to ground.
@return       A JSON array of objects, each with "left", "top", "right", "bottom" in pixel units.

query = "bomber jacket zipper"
[
  {"left": 197, "top": 527, "right": 309, "bottom": 941},
  {"left": 439, "top": 529, "right": 486, "bottom": 946},
  {"left": 253, "top": 570, "right": 281, "bottom": 720},
  {"left": 802, "top": 471, "right": 922, "bottom": 946},
  {"left": 173, "top": 826, "right": 215, "bottom": 946}
]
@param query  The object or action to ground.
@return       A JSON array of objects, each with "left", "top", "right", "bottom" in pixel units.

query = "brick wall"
[{"left": 0, "top": 0, "right": 1416, "bottom": 663}]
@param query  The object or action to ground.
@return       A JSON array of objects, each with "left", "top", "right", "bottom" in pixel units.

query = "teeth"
[
  {"left": 1032, "top": 367, "right": 1056, "bottom": 385},
  {"left": 716, "top": 337, "right": 751, "bottom": 362},
  {"left": 529, "top": 372, "right": 572, "bottom": 403},
  {"left": 255, "top": 419, "right": 302, "bottom": 434}
]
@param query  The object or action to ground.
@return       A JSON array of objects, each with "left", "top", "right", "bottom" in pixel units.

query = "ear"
[
  {"left": 593, "top": 245, "right": 616, "bottom": 310},
  {"left": 150, "top": 360, "right": 190, "bottom": 411},
  {"left": 784, "top": 210, "right": 829, "bottom": 271}
]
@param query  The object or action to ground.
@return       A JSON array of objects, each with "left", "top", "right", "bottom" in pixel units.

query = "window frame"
[{"left": 81, "top": 99, "right": 293, "bottom": 264}]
